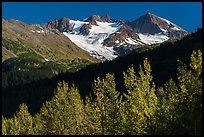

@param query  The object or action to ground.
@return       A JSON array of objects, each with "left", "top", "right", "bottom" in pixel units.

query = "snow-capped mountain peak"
[
  {"left": 127, "top": 12, "right": 188, "bottom": 39},
  {"left": 28, "top": 13, "right": 189, "bottom": 61}
]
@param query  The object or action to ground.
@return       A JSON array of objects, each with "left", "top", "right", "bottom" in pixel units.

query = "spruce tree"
[
  {"left": 16, "top": 103, "right": 34, "bottom": 135},
  {"left": 123, "top": 58, "right": 159, "bottom": 135},
  {"left": 38, "top": 81, "right": 87, "bottom": 135},
  {"left": 84, "top": 95, "right": 101, "bottom": 135},
  {"left": 3, "top": 103, "right": 33, "bottom": 135},
  {"left": 2, "top": 116, "right": 7, "bottom": 135},
  {"left": 155, "top": 79, "right": 179, "bottom": 134},
  {"left": 176, "top": 50, "right": 202, "bottom": 134},
  {"left": 90, "top": 73, "right": 123, "bottom": 135}
]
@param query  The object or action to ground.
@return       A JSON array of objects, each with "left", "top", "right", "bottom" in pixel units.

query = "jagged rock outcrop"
[
  {"left": 103, "top": 23, "right": 140, "bottom": 47},
  {"left": 79, "top": 23, "right": 92, "bottom": 35},
  {"left": 85, "top": 15, "right": 101, "bottom": 25},
  {"left": 100, "top": 13, "right": 113, "bottom": 23},
  {"left": 85, "top": 14, "right": 114, "bottom": 25},
  {"left": 46, "top": 17, "right": 73, "bottom": 32},
  {"left": 127, "top": 12, "right": 188, "bottom": 39},
  {"left": 3, "top": 12, "right": 190, "bottom": 61}
]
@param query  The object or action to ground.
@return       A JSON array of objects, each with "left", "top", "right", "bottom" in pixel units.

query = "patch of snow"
[
  {"left": 158, "top": 16, "right": 184, "bottom": 32},
  {"left": 158, "top": 16, "right": 171, "bottom": 25},
  {"left": 70, "top": 20, "right": 89, "bottom": 34},
  {"left": 82, "top": 18, "right": 88, "bottom": 21},
  {"left": 171, "top": 27, "right": 180, "bottom": 31},
  {"left": 44, "top": 58, "right": 49, "bottom": 61},
  {"left": 160, "top": 28, "right": 169, "bottom": 35},
  {"left": 64, "top": 32, "right": 117, "bottom": 60},
  {"left": 137, "top": 33, "right": 169, "bottom": 45},
  {"left": 34, "top": 30, "right": 45, "bottom": 33},
  {"left": 160, "top": 28, "right": 167, "bottom": 32},
  {"left": 125, "top": 38, "right": 141, "bottom": 45},
  {"left": 89, "top": 21, "right": 121, "bottom": 35},
  {"left": 38, "top": 26, "right": 43, "bottom": 29}
]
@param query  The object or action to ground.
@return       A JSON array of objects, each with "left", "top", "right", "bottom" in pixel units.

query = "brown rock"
[
  {"left": 79, "top": 23, "right": 92, "bottom": 36},
  {"left": 85, "top": 15, "right": 100, "bottom": 25}
]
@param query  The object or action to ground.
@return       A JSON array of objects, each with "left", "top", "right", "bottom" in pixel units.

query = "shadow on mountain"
[{"left": 2, "top": 28, "right": 202, "bottom": 118}]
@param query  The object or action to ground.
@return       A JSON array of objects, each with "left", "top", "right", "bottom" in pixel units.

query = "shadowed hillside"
[{"left": 2, "top": 28, "right": 202, "bottom": 118}]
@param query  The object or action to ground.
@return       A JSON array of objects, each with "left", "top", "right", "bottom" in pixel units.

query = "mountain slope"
[
  {"left": 3, "top": 13, "right": 188, "bottom": 61},
  {"left": 45, "top": 13, "right": 189, "bottom": 60},
  {"left": 2, "top": 18, "right": 97, "bottom": 63},
  {"left": 127, "top": 12, "right": 188, "bottom": 39},
  {"left": 2, "top": 28, "right": 201, "bottom": 118}
]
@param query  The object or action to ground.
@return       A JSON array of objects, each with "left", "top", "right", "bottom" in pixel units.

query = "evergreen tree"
[
  {"left": 38, "top": 81, "right": 87, "bottom": 135},
  {"left": 89, "top": 73, "right": 123, "bottom": 135},
  {"left": 2, "top": 103, "right": 34, "bottom": 135},
  {"left": 84, "top": 95, "right": 102, "bottom": 135},
  {"left": 155, "top": 79, "right": 179, "bottom": 134},
  {"left": 175, "top": 50, "right": 202, "bottom": 134},
  {"left": 6, "top": 116, "right": 21, "bottom": 135},
  {"left": 16, "top": 103, "right": 34, "bottom": 135},
  {"left": 123, "top": 58, "right": 159, "bottom": 135},
  {"left": 2, "top": 116, "right": 7, "bottom": 135},
  {"left": 2, "top": 49, "right": 202, "bottom": 135},
  {"left": 33, "top": 113, "right": 44, "bottom": 134},
  {"left": 155, "top": 50, "right": 202, "bottom": 135}
]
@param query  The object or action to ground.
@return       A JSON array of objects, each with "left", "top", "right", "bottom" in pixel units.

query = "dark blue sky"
[{"left": 2, "top": 2, "right": 202, "bottom": 32}]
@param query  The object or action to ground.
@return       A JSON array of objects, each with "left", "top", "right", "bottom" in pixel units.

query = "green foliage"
[
  {"left": 2, "top": 50, "right": 202, "bottom": 135},
  {"left": 155, "top": 79, "right": 179, "bottom": 134},
  {"left": 2, "top": 38, "right": 43, "bottom": 60},
  {"left": 175, "top": 50, "right": 202, "bottom": 134},
  {"left": 36, "top": 81, "right": 87, "bottom": 135},
  {"left": 2, "top": 116, "right": 7, "bottom": 135},
  {"left": 155, "top": 50, "right": 202, "bottom": 135},
  {"left": 2, "top": 103, "right": 34, "bottom": 135},
  {"left": 84, "top": 95, "right": 102, "bottom": 135},
  {"left": 3, "top": 28, "right": 202, "bottom": 119},
  {"left": 123, "top": 58, "right": 158, "bottom": 134},
  {"left": 91, "top": 74, "right": 123, "bottom": 135}
]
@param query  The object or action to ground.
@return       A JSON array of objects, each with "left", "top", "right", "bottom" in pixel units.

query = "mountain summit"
[
  {"left": 2, "top": 12, "right": 189, "bottom": 61},
  {"left": 127, "top": 12, "right": 188, "bottom": 39},
  {"left": 85, "top": 14, "right": 114, "bottom": 25}
]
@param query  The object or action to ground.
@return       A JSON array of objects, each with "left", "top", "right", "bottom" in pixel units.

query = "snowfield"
[
  {"left": 63, "top": 21, "right": 122, "bottom": 60},
  {"left": 63, "top": 19, "right": 173, "bottom": 61},
  {"left": 137, "top": 33, "right": 169, "bottom": 45}
]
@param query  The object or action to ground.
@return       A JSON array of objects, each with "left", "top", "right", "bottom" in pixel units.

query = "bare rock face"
[
  {"left": 127, "top": 12, "right": 188, "bottom": 39},
  {"left": 79, "top": 23, "right": 92, "bottom": 35},
  {"left": 85, "top": 14, "right": 114, "bottom": 25},
  {"left": 100, "top": 14, "right": 113, "bottom": 23},
  {"left": 120, "top": 24, "right": 140, "bottom": 40},
  {"left": 47, "top": 18, "right": 58, "bottom": 30},
  {"left": 103, "top": 23, "right": 140, "bottom": 47},
  {"left": 85, "top": 15, "right": 101, "bottom": 25},
  {"left": 58, "top": 17, "right": 73, "bottom": 32},
  {"left": 127, "top": 12, "right": 162, "bottom": 34},
  {"left": 46, "top": 17, "right": 73, "bottom": 32}
]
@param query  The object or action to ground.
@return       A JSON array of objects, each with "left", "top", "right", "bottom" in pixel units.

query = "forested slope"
[
  {"left": 2, "top": 49, "right": 202, "bottom": 135},
  {"left": 2, "top": 29, "right": 202, "bottom": 121}
]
